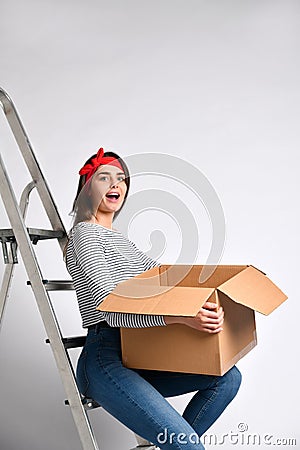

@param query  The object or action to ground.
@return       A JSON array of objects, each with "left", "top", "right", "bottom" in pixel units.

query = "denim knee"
[
  {"left": 76, "top": 349, "right": 90, "bottom": 397},
  {"left": 222, "top": 365, "right": 242, "bottom": 401}
]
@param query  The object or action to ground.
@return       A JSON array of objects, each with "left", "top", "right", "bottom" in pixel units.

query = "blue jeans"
[{"left": 76, "top": 325, "right": 242, "bottom": 450}]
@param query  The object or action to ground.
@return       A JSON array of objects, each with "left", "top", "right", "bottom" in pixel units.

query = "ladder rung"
[
  {"left": 27, "top": 279, "right": 75, "bottom": 290},
  {"left": 131, "top": 446, "right": 157, "bottom": 449},
  {"left": 65, "top": 397, "right": 101, "bottom": 410},
  {"left": 0, "top": 227, "right": 65, "bottom": 243},
  {"left": 62, "top": 336, "right": 86, "bottom": 349},
  {"left": 0, "top": 228, "right": 66, "bottom": 264},
  {"left": 46, "top": 335, "right": 86, "bottom": 349}
]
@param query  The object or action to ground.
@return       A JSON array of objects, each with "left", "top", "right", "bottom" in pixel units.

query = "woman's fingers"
[
  {"left": 200, "top": 315, "right": 224, "bottom": 328},
  {"left": 190, "top": 305, "right": 224, "bottom": 332},
  {"left": 199, "top": 306, "right": 224, "bottom": 321},
  {"left": 181, "top": 302, "right": 225, "bottom": 333},
  {"left": 202, "top": 301, "right": 218, "bottom": 310},
  {"left": 202, "top": 326, "right": 223, "bottom": 334}
]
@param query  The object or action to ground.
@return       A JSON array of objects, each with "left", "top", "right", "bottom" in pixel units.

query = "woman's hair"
[{"left": 63, "top": 151, "right": 130, "bottom": 259}]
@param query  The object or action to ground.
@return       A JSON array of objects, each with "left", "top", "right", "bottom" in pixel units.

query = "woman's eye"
[{"left": 98, "top": 175, "right": 125, "bottom": 182}]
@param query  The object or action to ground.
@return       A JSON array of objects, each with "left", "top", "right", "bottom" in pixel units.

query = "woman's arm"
[
  {"left": 102, "top": 311, "right": 166, "bottom": 327},
  {"left": 71, "top": 225, "right": 167, "bottom": 328},
  {"left": 164, "top": 301, "right": 224, "bottom": 333}
]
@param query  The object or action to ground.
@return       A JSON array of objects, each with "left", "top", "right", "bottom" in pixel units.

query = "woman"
[{"left": 65, "top": 148, "right": 241, "bottom": 449}]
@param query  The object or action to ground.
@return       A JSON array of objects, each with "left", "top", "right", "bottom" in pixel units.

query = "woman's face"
[{"left": 89, "top": 164, "right": 128, "bottom": 214}]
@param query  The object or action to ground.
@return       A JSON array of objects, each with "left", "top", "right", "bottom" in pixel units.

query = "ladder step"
[
  {"left": 65, "top": 397, "right": 101, "bottom": 410},
  {"left": 46, "top": 335, "right": 86, "bottom": 349},
  {"left": 0, "top": 227, "right": 65, "bottom": 243},
  {"left": 63, "top": 336, "right": 86, "bottom": 349},
  {"left": 0, "top": 228, "right": 65, "bottom": 264},
  {"left": 27, "top": 279, "right": 74, "bottom": 290},
  {"left": 130, "top": 446, "right": 157, "bottom": 450}
]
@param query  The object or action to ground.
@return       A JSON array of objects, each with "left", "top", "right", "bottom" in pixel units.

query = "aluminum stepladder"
[{"left": 0, "top": 87, "right": 157, "bottom": 450}]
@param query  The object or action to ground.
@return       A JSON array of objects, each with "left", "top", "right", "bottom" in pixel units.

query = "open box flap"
[
  {"left": 98, "top": 285, "right": 215, "bottom": 316},
  {"left": 218, "top": 265, "right": 288, "bottom": 315},
  {"left": 131, "top": 266, "right": 161, "bottom": 284}
]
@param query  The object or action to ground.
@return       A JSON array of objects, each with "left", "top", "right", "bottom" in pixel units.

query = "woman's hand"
[{"left": 164, "top": 301, "right": 224, "bottom": 334}]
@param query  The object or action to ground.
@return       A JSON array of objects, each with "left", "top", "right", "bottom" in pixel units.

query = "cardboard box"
[{"left": 98, "top": 264, "right": 287, "bottom": 375}]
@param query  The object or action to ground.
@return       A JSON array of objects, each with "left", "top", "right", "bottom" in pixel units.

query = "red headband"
[{"left": 79, "top": 148, "right": 124, "bottom": 183}]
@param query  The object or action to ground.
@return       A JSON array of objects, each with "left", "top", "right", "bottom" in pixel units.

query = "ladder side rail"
[
  {"left": 0, "top": 96, "right": 157, "bottom": 450},
  {"left": 0, "top": 88, "right": 67, "bottom": 251},
  {"left": 0, "top": 156, "right": 99, "bottom": 450},
  {"left": 0, "top": 181, "right": 35, "bottom": 329}
]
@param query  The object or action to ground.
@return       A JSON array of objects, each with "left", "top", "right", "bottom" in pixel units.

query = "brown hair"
[{"left": 63, "top": 151, "right": 130, "bottom": 259}]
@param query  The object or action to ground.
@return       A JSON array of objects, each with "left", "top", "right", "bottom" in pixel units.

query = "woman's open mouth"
[{"left": 105, "top": 192, "right": 121, "bottom": 203}]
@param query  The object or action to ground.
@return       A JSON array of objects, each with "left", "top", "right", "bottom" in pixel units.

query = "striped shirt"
[{"left": 65, "top": 221, "right": 167, "bottom": 328}]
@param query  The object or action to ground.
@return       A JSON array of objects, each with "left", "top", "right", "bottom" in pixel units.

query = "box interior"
[{"left": 160, "top": 264, "right": 248, "bottom": 288}]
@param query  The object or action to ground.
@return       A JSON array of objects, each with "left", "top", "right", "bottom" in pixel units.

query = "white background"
[{"left": 0, "top": 1, "right": 299, "bottom": 449}]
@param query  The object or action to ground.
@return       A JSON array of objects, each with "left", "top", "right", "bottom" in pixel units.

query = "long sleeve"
[
  {"left": 102, "top": 311, "right": 166, "bottom": 328},
  {"left": 128, "top": 240, "right": 162, "bottom": 271},
  {"left": 69, "top": 223, "right": 166, "bottom": 328}
]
